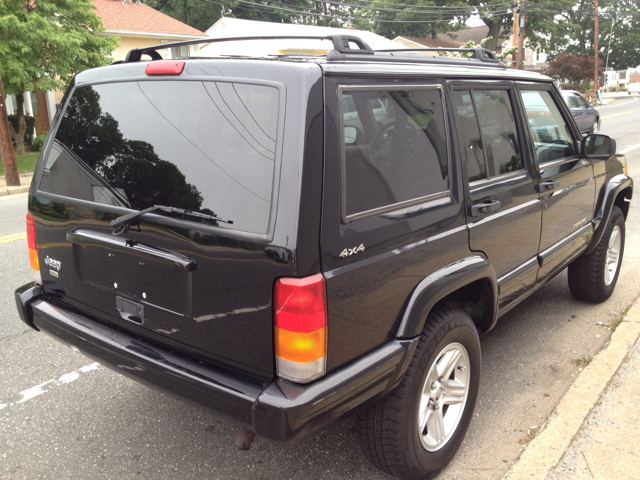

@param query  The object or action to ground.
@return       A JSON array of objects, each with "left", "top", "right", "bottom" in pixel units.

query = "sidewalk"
[
  {"left": 504, "top": 299, "right": 640, "bottom": 479},
  {"left": 0, "top": 172, "right": 33, "bottom": 196}
]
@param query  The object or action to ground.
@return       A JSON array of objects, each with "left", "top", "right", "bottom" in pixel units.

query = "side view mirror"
[
  {"left": 344, "top": 126, "right": 358, "bottom": 145},
  {"left": 582, "top": 134, "right": 616, "bottom": 160}
]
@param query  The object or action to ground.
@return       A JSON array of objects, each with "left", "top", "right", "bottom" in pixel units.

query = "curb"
[
  {"left": 503, "top": 299, "right": 640, "bottom": 479},
  {"left": 0, "top": 186, "right": 30, "bottom": 196},
  {"left": 0, "top": 173, "right": 33, "bottom": 196}
]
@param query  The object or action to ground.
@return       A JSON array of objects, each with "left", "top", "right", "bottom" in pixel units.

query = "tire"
[
  {"left": 568, "top": 206, "right": 625, "bottom": 303},
  {"left": 592, "top": 119, "right": 600, "bottom": 134},
  {"left": 356, "top": 307, "right": 480, "bottom": 479}
]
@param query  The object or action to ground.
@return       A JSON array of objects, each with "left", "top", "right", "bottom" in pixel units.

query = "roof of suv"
[
  {"left": 76, "top": 54, "right": 552, "bottom": 87},
  {"left": 99, "top": 34, "right": 553, "bottom": 84}
]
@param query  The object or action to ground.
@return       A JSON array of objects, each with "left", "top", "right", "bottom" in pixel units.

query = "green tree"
[
  {"left": 0, "top": 0, "right": 118, "bottom": 156},
  {"left": 352, "top": 0, "right": 470, "bottom": 40},
  {"left": 527, "top": 0, "right": 640, "bottom": 70},
  {"left": 142, "top": 0, "right": 325, "bottom": 32},
  {"left": 466, "top": 0, "right": 514, "bottom": 52}
]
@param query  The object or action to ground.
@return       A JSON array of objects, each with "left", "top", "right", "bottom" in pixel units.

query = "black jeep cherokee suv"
[{"left": 15, "top": 36, "right": 632, "bottom": 479}]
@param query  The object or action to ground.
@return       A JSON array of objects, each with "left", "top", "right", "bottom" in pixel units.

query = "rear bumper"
[{"left": 15, "top": 283, "right": 418, "bottom": 442}]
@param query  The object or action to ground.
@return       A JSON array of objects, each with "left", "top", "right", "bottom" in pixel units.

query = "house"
[
  {"left": 393, "top": 25, "right": 548, "bottom": 71},
  {"left": 393, "top": 36, "right": 465, "bottom": 49},
  {"left": 604, "top": 68, "right": 640, "bottom": 90},
  {"left": 198, "top": 17, "right": 404, "bottom": 57},
  {"left": 5, "top": 0, "right": 207, "bottom": 138}
]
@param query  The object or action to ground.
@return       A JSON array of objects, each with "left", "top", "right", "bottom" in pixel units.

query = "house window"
[
  {"left": 536, "top": 49, "right": 540, "bottom": 62},
  {"left": 171, "top": 45, "right": 190, "bottom": 58}
]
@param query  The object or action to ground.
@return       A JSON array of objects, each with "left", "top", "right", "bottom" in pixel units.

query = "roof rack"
[
  {"left": 124, "top": 35, "right": 372, "bottom": 62},
  {"left": 122, "top": 34, "right": 506, "bottom": 68}
]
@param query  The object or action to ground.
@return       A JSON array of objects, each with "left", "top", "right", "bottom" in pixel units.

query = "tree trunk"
[
  {"left": 9, "top": 94, "right": 27, "bottom": 156},
  {"left": 482, "top": 18, "right": 503, "bottom": 53},
  {"left": 0, "top": 74, "right": 21, "bottom": 187},
  {"left": 431, "top": 22, "right": 437, "bottom": 40}
]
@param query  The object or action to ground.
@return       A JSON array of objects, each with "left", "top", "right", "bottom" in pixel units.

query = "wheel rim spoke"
[
  {"left": 442, "top": 382, "right": 467, "bottom": 405},
  {"left": 605, "top": 225, "right": 622, "bottom": 286},
  {"left": 427, "top": 408, "right": 446, "bottom": 444},
  {"left": 436, "top": 349, "right": 461, "bottom": 381},
  {"left": 419, "top": 403, "right": 432, "bottom": 432}
]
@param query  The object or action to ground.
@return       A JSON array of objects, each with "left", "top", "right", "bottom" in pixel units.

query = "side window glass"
[
  {"left": 566, "top": 94, "right": 582, "bottom": 108},
  {"left": 454, "top": 90, "right": 486, "bottom": 182},
  {"left": 576, "top": 95, "right": 589, "bottom": 108},
  {"left": 520, "top": 90, "right": 576, "bottom": 163},
  {"left": 341, "top": 88, "right": 449, "bottom": 218},
  {"left": 473, "top": 90, "right": 523, "bottom": 176}
]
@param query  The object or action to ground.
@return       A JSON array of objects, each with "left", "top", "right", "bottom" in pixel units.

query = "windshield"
[{"left": 39, "top": 80, "right": 281, "bottom": 235}]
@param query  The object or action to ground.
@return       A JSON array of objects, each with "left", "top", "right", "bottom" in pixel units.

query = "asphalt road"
[{"left": 2, "top": 96, "right": 640, "bottom": 480}]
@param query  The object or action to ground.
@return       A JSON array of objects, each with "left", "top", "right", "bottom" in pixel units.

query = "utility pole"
[
  {"left": 516, "top": 0, "right": 528, "bottom": 69},
  {"left": 0, "top": 73, "right": 21, "bottom": 187},
  {"left": 512, "top": 1, "right": 519, "bottom": 67},
  {"left": 594, "top": 0, "right": 600, "bottom": 93}
]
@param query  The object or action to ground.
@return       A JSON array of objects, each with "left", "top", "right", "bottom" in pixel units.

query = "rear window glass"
[{"left": 39, "top": 81, "right": 281, "bottom": 235}]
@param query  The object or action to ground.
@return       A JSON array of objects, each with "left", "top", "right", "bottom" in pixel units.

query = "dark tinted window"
[
  {"left": 454, "top": 90, "right": 486, "bottom": 182},
  {"left": 40, "top": 81, "right": 280, "bottom": 234},
  {"left": 520, "top": 90, "right": 576, "bottom": 162},
  {"left": 341, "top": 88, "right": 448, "bottom": 218},
  {"left": 473, "top": 90, "right": 522, "bottom": 176}
]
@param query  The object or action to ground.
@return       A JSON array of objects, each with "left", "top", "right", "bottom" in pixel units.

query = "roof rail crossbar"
[
  {"left": 376, "top": 47, "right": 500, "bottom": 62},
  {"left": 326, "top": 47, "right": 506, "bottom": 68},
  {"left": 123, "top": 35, "right": 374, "bottom": 63}
]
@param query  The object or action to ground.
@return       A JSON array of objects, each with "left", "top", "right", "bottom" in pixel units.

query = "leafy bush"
[
  {"left": 32, "top": 134, "right": 47, "bottom": 152},
  {"left": 7, "top": 115, "right": 35, "bottom": 145}
]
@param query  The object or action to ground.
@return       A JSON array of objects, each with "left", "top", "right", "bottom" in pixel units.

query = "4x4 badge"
[{"left": 340, "top": 244, "right": 365, "bottom": 258}]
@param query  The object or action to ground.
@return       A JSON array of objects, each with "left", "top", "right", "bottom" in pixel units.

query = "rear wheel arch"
[{"left": 395, "top": 256, "right": 498, "bottom": 339}]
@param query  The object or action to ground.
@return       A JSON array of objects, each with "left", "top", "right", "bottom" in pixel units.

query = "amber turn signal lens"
[
  {"left": 26, "top": 213, "right": 39, "bottom": 271},
  {"left": 275, "top": 327, "right": 326, "bottom": 364}
]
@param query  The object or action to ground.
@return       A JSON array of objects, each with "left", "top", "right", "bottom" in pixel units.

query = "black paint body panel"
[
  {"left": 14, "top": 54, "right": 633, "bottom": 446},
  {"left": 20, "top": 289, "right": 418, "bottom": 442}
]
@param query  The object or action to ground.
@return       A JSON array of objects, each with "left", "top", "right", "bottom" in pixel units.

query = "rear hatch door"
[{"left": 32, "top": 72, "right": 292, "bottom": 381}]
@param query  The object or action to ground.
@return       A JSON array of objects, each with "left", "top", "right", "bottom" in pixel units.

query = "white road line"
[
  {"left": 598, "top": 96, "right": 638, "bottom": 110},
  {"left": 1, "top": 362, "right": 100, "bottom": 409},
  {"left": 621, "top": 143, "right": 640, "bottom": 155}
]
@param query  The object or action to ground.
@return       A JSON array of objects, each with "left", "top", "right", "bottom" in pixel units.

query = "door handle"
[
  {"left": 536, "top": 180, "right": 560, "bottom": 192},
  {"left": 470, "top": 199, "right": 501, "bottom": 217}
]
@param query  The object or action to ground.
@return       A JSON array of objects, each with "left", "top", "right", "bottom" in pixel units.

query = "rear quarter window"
[
  {"left": 340, "top": 86, "right": 449, "bottom": 220},
  {"left": 39, "top": 80, "right": 283, "bottom": 235}
]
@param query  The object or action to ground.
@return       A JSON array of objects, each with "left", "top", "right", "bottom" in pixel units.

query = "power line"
[{"left": 201, "top": 0, "right": 513, "bottom": 22}]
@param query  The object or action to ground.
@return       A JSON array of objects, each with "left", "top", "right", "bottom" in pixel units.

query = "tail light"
[
  {"left": 26, "top": 213, "right": 41, "bottom": 283},
  {"left": 274, "top": 274, "right": 327, "bottom": 383}
]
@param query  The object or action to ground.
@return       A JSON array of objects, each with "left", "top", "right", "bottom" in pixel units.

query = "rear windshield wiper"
[{"left": 111, "top": 205, "right": 233, "bottom": 234}]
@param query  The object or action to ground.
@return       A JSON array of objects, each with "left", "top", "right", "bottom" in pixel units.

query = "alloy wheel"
[{"left": 418, "top": 342, "right": 470, "bottom": 452}]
